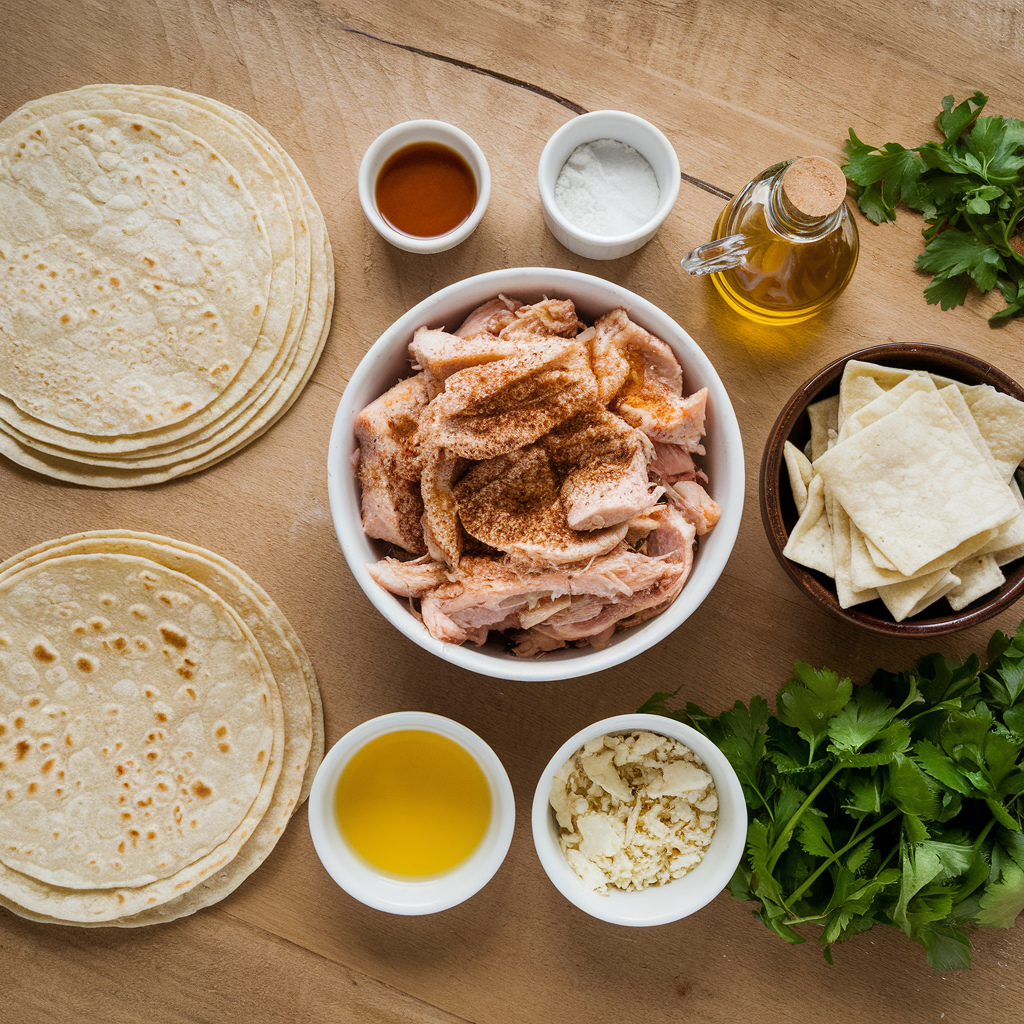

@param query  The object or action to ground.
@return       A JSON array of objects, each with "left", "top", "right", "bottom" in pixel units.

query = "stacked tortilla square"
[
  {"left": 0, "top": 531, "right": 323, "bottom": 926},
  {"left": 0, "top": 86, "right": 333, "bottom": 486},
  {"left": 784, "top": 360, "right": 1024, "bottom": 621}
]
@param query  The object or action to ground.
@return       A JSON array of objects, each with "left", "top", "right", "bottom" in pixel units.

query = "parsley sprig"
[
  {"left": 640, "top": 620, "right": 1024, "bottom": 969},
  {"left": 843, "top": 92, "right": 1024, "bottom": 325}
]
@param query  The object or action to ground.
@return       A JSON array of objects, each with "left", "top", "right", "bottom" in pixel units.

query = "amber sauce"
[
  {"left": 710, "top": 195, "right": 858, "bottom": 326},
  {"left": 375, "top": 143, "right": 477, "bottom": 238}
]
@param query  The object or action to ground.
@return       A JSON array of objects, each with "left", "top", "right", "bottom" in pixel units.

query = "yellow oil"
[
  {"left": 334, "top": 729, "right": 491, "bottom": 877},
  {"left": 709, "top": 194, "right": 858, "bottom": 325}
]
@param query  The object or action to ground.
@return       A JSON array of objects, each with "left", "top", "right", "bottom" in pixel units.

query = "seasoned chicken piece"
[
  {"left": 499, "top": 297, "right": 582, "bottom": 340},
  {"left": 354, "top": 374, "right": 428, "bottom": 481},
  {"left": 420, "top": 446, "right": 465, "bottom": 567},
  {"left": 650, "top": 442, "right": 705, "bottom": 483},
  {"left": 454, "top": 295, "right": 523, "bottom": 337},
  {"left": 366, "top": 555, "right": 449, "bottom": 597},
  {"left": 409, "top": 328, "right": 519, "bottom": 399},
  {"left": 357, "top": 468, "right": 426, "bottom": 554},
  {"left": 418, "top": 547, "right": 689, "bottom": 648},
  {"left": 527, "top": 567, "right": 689, "bottom": 647},
  {"left": 420, "top": 339, "right": 598, "bottom": 459},
  {"left": 646, "top": 503, "right": 697, "bottom": 569},
  {"left": 355, "top": 374, "right": 430, "bottom": 553},
  {"left": 666, "top": 480, "right": 721, "bottom": 536},
  {"left": 588, "top": 312, "right": 633, "bottom": 404},
  {"left": 592, "top": 309, "right": 708, "bottom": 452},
  {"left": 453, "top": 444, "right": 628, "bottom": 564},
  {"left": 543, "top": 408, "right": 658, "bottom": 530},
  {"left": 617, "top": 383, "right": 708, "bottom": 451}
]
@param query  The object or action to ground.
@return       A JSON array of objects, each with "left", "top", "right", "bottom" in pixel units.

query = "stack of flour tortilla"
[
  {"left": 0, "top": 531, "right": 323, "bottom": 926},
  {"left": 0, "top": 86, "right": 333, "bottom": 486},
  {"left": 784, "top": 359, "right": 1024, "bottom": 621}
]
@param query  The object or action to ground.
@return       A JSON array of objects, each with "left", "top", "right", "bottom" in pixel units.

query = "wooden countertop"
[{"left": 2, "top": 1, "right": 1022, "bottom": 1020}]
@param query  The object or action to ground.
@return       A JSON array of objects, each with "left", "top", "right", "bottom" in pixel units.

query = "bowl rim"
[
  {"left": 307, "top": 711, "right": 515, "bottom": 915},
  {"left": 760, "top": 342, "right": 1024, "bottom": 636},
  {"left": 537, "top": 110, "right": 681, "bottom": 246},
  {"left": 357, "top": 119, "right": 492, "bottom": 255},
  {"left": 327, "top": 266, "right": 745, "bottom": 681},
  {"left": 530, "top": 713, "right": 747, "bottom": 926}
]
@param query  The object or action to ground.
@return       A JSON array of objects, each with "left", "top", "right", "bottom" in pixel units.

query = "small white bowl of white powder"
[
  {"left": 532, "top": 713, "right": 746, "bottom": 926},
  {"left": 538, "top": 111, "right": 681, "bottom": 260}
]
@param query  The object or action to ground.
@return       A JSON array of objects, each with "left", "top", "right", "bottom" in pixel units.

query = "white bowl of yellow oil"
[{"left": 308, "top": 712, "right": 515, "bottom": 914}]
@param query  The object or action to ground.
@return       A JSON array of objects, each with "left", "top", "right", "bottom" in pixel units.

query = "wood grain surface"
[{"left": 2, "top": 0, "right": 1023, "bottom": 1021}]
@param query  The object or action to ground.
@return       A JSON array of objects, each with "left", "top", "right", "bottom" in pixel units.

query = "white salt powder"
[{"left": 553, "top": 138, "right": 661, "bottom": 237}]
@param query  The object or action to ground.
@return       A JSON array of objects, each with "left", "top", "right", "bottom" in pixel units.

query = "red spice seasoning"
[{"left": 375, "top": 142, "right": 477, "bottom": 238}]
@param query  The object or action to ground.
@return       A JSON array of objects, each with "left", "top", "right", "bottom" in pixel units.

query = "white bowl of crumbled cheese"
[
  {"left": 531, "top": 713, "right": 746, "bottom": 926},
  {"left": 538, "top": 110, "right": 681, "bottom": 260}
]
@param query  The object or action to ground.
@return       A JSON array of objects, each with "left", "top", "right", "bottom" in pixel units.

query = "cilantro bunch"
[
  {"left": 843, "top": 92, "right": 1024, "bottom": 325},
  {"left": 640, "top": 621, "right": 1024, "bottom": 969}
]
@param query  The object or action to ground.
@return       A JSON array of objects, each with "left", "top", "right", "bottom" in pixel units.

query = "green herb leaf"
[
  {"left": 936, "top": 91, "right": 988, "bottom": 143},
  {"left": 846, "top": 92, "right": 1024, "bottom": 322},
  {"left": 776, "top": 664, "right": 852, "bottom": 762},
  {"left": 639, "top": 621, "right": 1024, "bottom": 969},
  {"left": 916, "top": 231, "right": 1005, "bottom": 292}
]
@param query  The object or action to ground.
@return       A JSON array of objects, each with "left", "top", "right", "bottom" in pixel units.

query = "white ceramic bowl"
[
  {"left": 327, "top": 267, "right": 745, "bottom": 682},
  {"left": 358, "top": 119, "right": 491, "bottom": 254},
  {"left": 538, "top": 110, "right": 681, "bottom": 260},
  {"left": 531, "top": 713, "right": 747, "bottom": 926},
  {"left": 308, "top": 712, "right": 515, "bottom": 915}
]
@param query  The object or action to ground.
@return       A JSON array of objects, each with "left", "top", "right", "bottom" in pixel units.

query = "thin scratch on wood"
[
  {"left": 343, "top": 25, "right": 732, "bottom": 200},
  {"left": 682, "top": 171, "right": 732, "bottom": 201},
  {"left": 343, "top": 26, "right": 587, "bottom": 114}
]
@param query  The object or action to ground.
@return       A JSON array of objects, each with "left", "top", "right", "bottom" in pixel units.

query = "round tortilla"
[
  {"left": 0, "top": 86, "right": 334, "bottom": 487},
  {"left": 0, "top": 532, "right": 320, "bottom": 925},
  {"left": 0, "top": 109, "right": 274, "bottom": 436},
  {"left": 0, "top": 553, "right": 285, "bottom": 896}
]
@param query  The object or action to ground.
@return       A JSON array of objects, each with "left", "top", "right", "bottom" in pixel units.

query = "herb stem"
[
  {"left": 972, "top": 817, "right": 997, "bottom": 852},
  {"left": 786, "top": 809, "right": 901, "bottom": 907},
  {"left": 767, "top": 764, "right": 842, "bottom": 871}
]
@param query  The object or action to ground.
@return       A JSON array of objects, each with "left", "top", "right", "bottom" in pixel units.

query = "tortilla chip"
[
  {"left": 947, "top": 554, "right": 1006, "bottom": 612},
  {"left": 784, "top": 474, "right": 834, "bottom": 576},
  {"left": 877, "top": 567, "right": 959, "bottom": 622},
  {"left": 783, "top": 441, "right": 813, "bottom": 515},
  {"left": 814, "top": 390, "right": 1018, "bottom": 576},
  {"left": 807, "top": 394, "right": 840, "bottom": 462}
]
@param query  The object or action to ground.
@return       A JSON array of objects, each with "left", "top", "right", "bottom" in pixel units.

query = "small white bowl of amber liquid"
[
  {"left": 358, "top": 120, "right": 491, "bottom": 255},
  {"left": 309, "top": 712, "right": 515, "bottom": 914}
]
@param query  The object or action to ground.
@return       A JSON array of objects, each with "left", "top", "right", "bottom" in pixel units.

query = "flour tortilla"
[
  {"left": 0, "top": 84, "right": 308, "bottom": 456},
  {"left": 0, "top": 532, "right": 321, "bottom": 926},
  {"left": 0, "top": 110, "right": 273, "bottom": 436},
  {"left": 0, "top": 553, "right": 284, "bottom": 899},
  {"left": 0, "top": 86, "right": 334, "bottom": 487}
]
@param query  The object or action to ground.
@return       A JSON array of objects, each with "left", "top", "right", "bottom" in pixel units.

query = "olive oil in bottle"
[{"left": 681, "top": 157, "right": 859, "bottom": 325}]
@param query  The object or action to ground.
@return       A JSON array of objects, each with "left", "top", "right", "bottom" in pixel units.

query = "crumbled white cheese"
[{"left": 549, "top": 730, "right": 718, "bottom": 895}]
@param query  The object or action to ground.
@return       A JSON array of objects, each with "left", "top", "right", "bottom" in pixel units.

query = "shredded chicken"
[{"left": 354, "top": 297, "right": 716, "bottom": 655}]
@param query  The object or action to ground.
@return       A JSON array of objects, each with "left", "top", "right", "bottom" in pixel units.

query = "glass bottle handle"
[{"left": 679, "top": 234, "right": 751, "bottom": 276}]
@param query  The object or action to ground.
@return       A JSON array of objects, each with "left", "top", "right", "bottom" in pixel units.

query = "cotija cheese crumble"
[{"left": 549, "top": 730, "right": 718, "bottom": 894}]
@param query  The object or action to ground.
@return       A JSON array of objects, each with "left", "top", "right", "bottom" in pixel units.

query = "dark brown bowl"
[{"left": 760, "top": 343, "right": 1024, "bottom": 636}]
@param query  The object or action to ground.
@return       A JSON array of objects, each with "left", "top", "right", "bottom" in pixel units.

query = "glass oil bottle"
[{"left": 681, "top": 157, "right": 859, "bottom": 325}]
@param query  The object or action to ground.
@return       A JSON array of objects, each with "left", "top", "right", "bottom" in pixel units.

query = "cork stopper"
[{"left": 781, "top": 157, "right": 847, "bottom": 219}]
